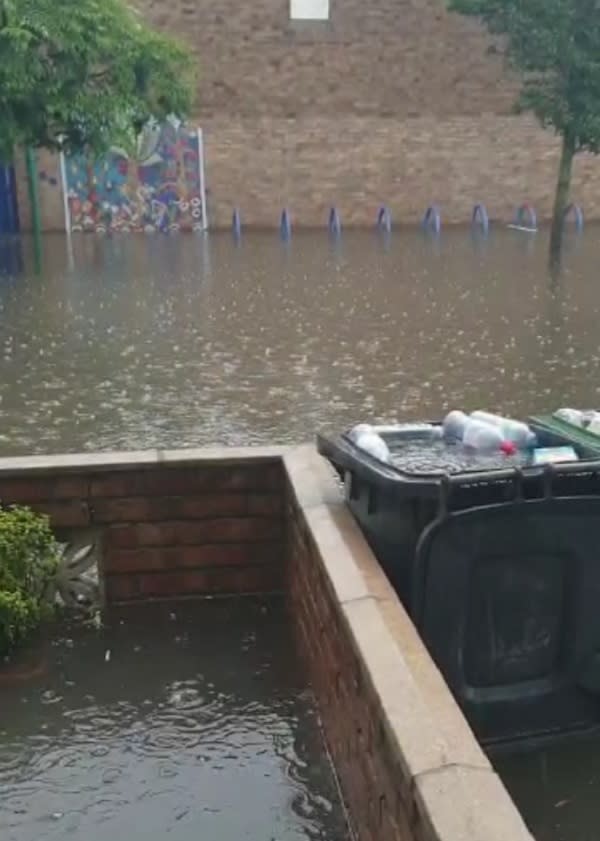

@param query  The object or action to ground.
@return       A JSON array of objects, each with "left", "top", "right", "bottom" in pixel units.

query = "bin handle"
[
  {"left": 439, "top": 467, "right": 524, "bottom": 513},
  {"left": 577, "top": 651, "right": 600, "bottom": 697},
  {"left": 542, "top": 460, "right": 600, "bottom": 498},
  {"left": 542, "top": 464, "right": 554, "bottom": 499}
]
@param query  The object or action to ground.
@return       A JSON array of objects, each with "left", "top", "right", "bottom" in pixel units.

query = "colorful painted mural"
[{"left": 63, "top": 119, "right": 206, "bottom": 233}]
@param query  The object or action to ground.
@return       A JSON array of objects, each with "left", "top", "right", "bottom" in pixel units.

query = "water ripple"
[
  {"left": 1, "top": 230, "right": 599, "bottom": 453},
  {"left": 0, "top": 599, "right": 347, "bottom": 841}
]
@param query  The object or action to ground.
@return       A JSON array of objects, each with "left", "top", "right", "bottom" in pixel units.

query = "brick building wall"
[
  {"left": 18, "top": 0, "right": 600, "bottom": 229},
  {"left": 137, "top": 0, "right": 516, "bottom": 119}
]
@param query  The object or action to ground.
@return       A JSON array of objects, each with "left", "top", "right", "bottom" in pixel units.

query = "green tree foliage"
[
  {"left": 0, "top": 506, "right": 60, "bottom": 656},
  {"left": 448, "top": 0, "right": 600, "bottom": 258},
  {"left": 0, "top": 0, "right": 194, "bottom": 160}
]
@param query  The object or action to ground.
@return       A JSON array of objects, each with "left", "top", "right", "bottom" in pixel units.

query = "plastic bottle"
[
  {"left": 442, "top": 410, "right": 469, "bottom": 441},
  {"left": 348, "top": 423, "right": 373, "bottom": 442},
  {"left": 354, "top": 431, "right": 390, "bottom": 463},
  {"left": 462, "top": 418, "right": 506, "bottom": 451},
  {"left": 471, "top": 411, "right": 536, "bottom": 448},
  {"left": 554, "top": 408, "right": 584, "bottom": 427},
  {"left": 587, "top": 412, "right": 600, "bottom": 436}
]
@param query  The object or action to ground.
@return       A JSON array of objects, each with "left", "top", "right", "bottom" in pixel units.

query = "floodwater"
[
  {"left": 0, "top": 598, "right": 348, "bottom": 841},
  {"left": 3, "top": 227, "right": 600, "bottom": 839},
  {"left": 495, "top": 734, "right": 600, "bottom": 841},
  {"left": 0, "top": 227, "right": 598, "bottom": 454}
]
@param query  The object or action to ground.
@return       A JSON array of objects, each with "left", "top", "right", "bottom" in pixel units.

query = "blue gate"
[{"left": 0, "top": 164, "right": 20, "bottom": 235}]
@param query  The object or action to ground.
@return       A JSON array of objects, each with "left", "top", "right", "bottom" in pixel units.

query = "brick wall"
[
  {"left": 135, "top": 0, "right": 516, "bottom": 119},
  {"left": 14, "top": 148, "right": 65, "bottom": 234},
  {"left": 0, "top": 450, "right": 285, "bottom": 602},
  {"left": 203, "top": 114, "right": 600, "bottom": 227},
  {"left": 284, "top": 446, "right": 532, "bottom": 841},
  {"left": 22, "top": 117, "right": 600, "bottom": 231},
  {"left": 18, "top": 0, "right": 600, "bottom": 230}
]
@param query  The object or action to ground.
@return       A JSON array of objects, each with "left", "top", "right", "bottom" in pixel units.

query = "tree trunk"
[{"left": 549, "top": 132, "right": 575, "bottom": 264}]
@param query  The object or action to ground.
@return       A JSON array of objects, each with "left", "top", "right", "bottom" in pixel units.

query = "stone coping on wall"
[
  {"left": 284, "top": 445, "right": 533, "bottom": 841},
  {"left": 0, "top": 446, "right": 289, "bottom": 476}
]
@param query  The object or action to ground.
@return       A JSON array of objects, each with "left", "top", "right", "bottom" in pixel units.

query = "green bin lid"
[{"left": 529, "top": 414, "right": 600, "bottom": 456}]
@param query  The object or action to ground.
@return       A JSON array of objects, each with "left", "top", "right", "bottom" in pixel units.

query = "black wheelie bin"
[{"left": 318, "top": 422, "right": 600, "bottom": 747}]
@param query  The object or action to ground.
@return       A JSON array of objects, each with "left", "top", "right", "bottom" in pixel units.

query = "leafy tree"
[
  {"left": 0, "top": 0, "right": 194, "bottom": 160},
  {"left": 448, "top": 0, "right": 600, "bottom": 259}
]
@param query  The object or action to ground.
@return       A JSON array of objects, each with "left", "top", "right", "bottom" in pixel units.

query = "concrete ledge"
[
  {"left": 414, "top": 765, "right": 532, "bottom": 841},
  {"left": 285, "top": 445, "right": 533, "bottom": 841},
  {"left": 0, "top": 446, "right": 289, "bottom": 476}
]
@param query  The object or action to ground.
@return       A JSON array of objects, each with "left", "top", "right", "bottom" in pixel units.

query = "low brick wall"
[
  {"left": 0, "top": 444, "right": 533, "bottom": 841},
  {"left": 285, "top": 446, "right": 532, "bottom": 841},
  {"left": 0, "top": 448, "right": 285, "bottom": 602}
]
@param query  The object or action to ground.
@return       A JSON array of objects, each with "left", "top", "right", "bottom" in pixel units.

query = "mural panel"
[{"left": 63, "top": 121, "right": 206, "bottom": 233}]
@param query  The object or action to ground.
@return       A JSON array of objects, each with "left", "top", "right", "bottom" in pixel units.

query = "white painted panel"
[{"left": 290, "top": 0, "right": 329, "bottom": 20}]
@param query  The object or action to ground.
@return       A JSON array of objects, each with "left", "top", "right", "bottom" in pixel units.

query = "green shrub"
[{"left": 0, "top": 506, "right": 60, "bottom": 657}]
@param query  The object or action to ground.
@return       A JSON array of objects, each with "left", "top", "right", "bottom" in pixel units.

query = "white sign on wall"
[{"left": 290, "top": 0, "right": 329, "bottom": 20}]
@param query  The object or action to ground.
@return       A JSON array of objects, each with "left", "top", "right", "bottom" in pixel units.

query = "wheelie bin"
[{"left": 318, "top": 422, "right": 600, "bottom": 746}]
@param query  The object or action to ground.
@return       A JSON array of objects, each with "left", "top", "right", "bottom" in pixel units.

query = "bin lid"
[{"left": 529, "top": 414, "right": 600, "bottom": 456}]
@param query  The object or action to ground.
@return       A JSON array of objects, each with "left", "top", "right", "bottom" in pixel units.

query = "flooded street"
[
  {"left": 3, "top": 227, "right": 600, "bottom": 839},
  {"left": 0, "top": 599, "right": 348, "bottom": 841},
  {"left": 0, "top": 228, "right": 598, "bottom": 454}
]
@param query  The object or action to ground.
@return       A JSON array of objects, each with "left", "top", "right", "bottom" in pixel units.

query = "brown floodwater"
[
  {"left": 0, "top": 227, "right": 597, "bottom": 454},
  {"left": 2, "top": 227, "right": 600, "bottom": 838},
  {"left": 0, "top": 598, "right": 348, "bottom": 841}
]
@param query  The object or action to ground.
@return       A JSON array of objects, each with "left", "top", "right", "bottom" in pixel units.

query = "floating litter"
[
  {"left": 512, "top": 203, "right": 537, "bottom": 231},
  {"left": 507, "top": 224, "right": 538, "bottom": 233}
]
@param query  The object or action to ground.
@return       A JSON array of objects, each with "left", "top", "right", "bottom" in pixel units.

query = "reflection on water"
[
  {"left": 495, "top": 734, "right": 600, "bottom": 841},
  {"left": 0, "top": 228, "right": 597, "bottom": 454},
  {"left": 0, "top": 599, "right": 348, "bottom": 841}
]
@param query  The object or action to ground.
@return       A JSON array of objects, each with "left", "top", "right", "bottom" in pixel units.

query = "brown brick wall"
[
  {"left": 0, "top": 454, "right": 285, "bottom": 602},
  {"left": 287, "top": 490, "right": 434, "bottom": 840},
  {"left": 14, "top": 148, "right": 65, "bottom": 234},
  {"left": 203, "top": 114, "right": 600, "bottom": 227},
  {"left": 17, "top": 0, "right": 600, "bottom": 230},
  {"left": 284, "top": 446, "right": 532, "bottom": 841},
  {"left": 287, "top": 494, "right": 402, "bottom": 838},
  {"left": 135, "top": 0, "right": 516, "bottom": 119},
  {"left": 21, "top": 116, "right": 600, "bottom": 232}
]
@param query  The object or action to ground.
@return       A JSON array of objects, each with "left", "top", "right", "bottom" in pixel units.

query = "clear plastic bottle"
[
  {"left": 348, "top": 423, "right": 373, "bottom": 442},
  {"left": 471, "top": 411, "right": 536, "bottom": 448},
  {"left": 586, "top": 412, "right": 600, "bottom": 436},
  {"left": 442, "top": 410, "right": 469, "bottom": 441},
  {"left": 462, "top": 418, "right": 506, "bottom": 451},
  {"left": 554, "top": 408, "right": 584, "bottom": 427},
  {"left": 354, "top": 431, "right": 390, "bottom": 462}
]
